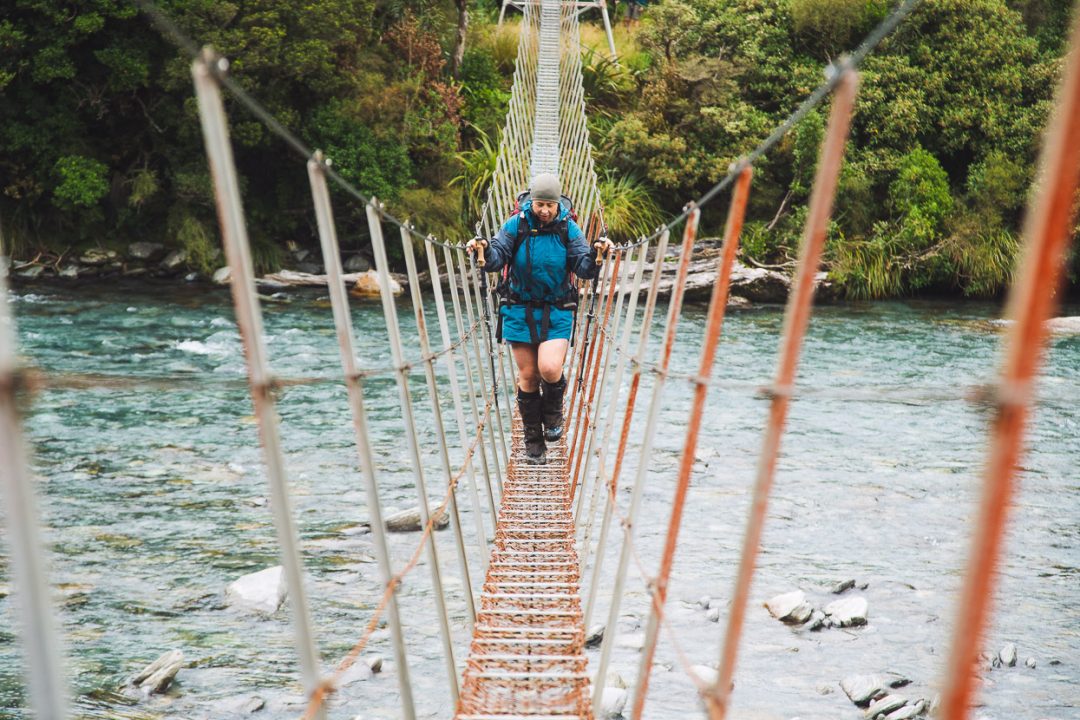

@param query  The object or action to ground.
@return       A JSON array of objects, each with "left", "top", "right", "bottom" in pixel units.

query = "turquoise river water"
[{"left": 0, "top": 282, "right": 1077, "bottom": 719}]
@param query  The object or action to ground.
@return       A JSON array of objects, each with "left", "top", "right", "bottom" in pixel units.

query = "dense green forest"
[{"left": 0, "top": 0, "right": 1076, "bottom": 297}]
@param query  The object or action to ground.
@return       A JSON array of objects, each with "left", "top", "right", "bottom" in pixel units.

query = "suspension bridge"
[{"left": 2, "top": 0, "right": 1079, "bottom": 718}]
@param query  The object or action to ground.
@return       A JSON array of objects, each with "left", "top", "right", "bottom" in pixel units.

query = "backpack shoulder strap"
[
  {"left": 513, "top": 211, "right": 532, "bottom": 256},
  {"left": 557, "top": 219, "right": 570, "bottom": 247}
]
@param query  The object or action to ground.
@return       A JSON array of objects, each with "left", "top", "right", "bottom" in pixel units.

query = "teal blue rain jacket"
[{"left": 485, "top": 200, "right": 601, "bottom": 303}]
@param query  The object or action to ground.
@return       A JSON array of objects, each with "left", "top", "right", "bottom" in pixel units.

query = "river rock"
[
  {"left": 226, "top": 565, "right": 286, "bottom": 615},
  {"left": 691, "top": 664, "right": 718, "bottom": 685},
  {"left": 351, "top": 270, "right": 403, "bottom": 298},
  {"left": 130, "top": 649, "right": 184, "bottom": 695},
  {"left": 597, "top": 686, "right": 627, "bottom": 718},
  {"left": 706, "top": 606, "right": 721, "bottom": 622},
  {"left": 606, "top": 671, "right": 627, "bottom": 689},
  {"left": 344, "top": 254, "right": 371, "bottom": 272},
  {"left": 808, "top": 609, "right": 826, "bottom": 631},
  {"left": 764, "top": 590, "right": 813, "bottom": 624},
  {"left": 384, "top": 503, "right": 449, "bottom": 532},
  {"left": 841, "top": 674, "right": 884, "bottom": 706},
  {"left": 160, "top": 250, "right": 187, "bottom": 272},
  {"left": 339, "top": 660, "right": 373, "bottom": 685},
  {"left": 824, "top": 596, "right": 868, "bottom": 627},
  {"left": 886, "top": 673, "right": 911, "bottom": 689},
  {"left": 998, "top": 642, "right": 1017, "bottom": 667},
  {"left": 585, "top": 623, "right": 605, "bottom": 647},
  {"left": 883, "top": 702, "right": 921, "bottom": 720},
  {"left": 16, "top": 264, "right": 45, "bottom": 279},
  {"left": 59, "top": 264, "right": 79, "bottom": 279},
  {"left": 365, "top": 655, "right": 383, "bottom": 673},
  {"left": 864, "top": 694, "right": 906, "bottom": 718},
  {"left": 831, "top": 579, "right": 856, "bottom": 594},
  {"left": 646, "top": 238, "right": 798, "bottom": 304},
  {"left": 212, "top": 266, "right": 232, "bottom": 285},
  {"left": 1025, "top": 657, "right": 1036, "bottom": 669},
  {"left": 216, "top": 695, "right": 265, "bottom": 714},
  {"left": 128, "top": 242, "right": 166, "bottom": 261}
]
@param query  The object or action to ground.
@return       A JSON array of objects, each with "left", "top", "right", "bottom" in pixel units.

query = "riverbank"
[{"left": 6, "top": 237, "right": 816, "bottom": 306}]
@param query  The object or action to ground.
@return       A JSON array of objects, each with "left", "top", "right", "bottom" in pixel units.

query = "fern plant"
[
  {"left": 597, "top": 169, "right": 663, "bottom": 243},
  {"left": 450, "top": 125, "right": 500, "bottom": 226}
]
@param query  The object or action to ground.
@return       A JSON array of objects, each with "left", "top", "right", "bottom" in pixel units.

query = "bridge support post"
[
  {"left": 366, "top": 200, "right": 461, "bottom": 705},
  {"left": 306, "top": 154, "right": 416, "bottom": 719},
  {"left": 192, "top": 47, "right": 325, "bottom": 718},
  {"left": 400, "top": 227, "right": 479, "bottom": 630},
  {"left": 598, "top": 0, "right": 618, "bottom": 61},
  {"left": 633, "top": 165, "right": 753, "bottom": 718},
  {"left": 0, "top": 267, "right": 70, "bottom": 720}
]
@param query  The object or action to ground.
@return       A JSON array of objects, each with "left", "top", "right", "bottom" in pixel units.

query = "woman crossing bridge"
[{"left": 468, "top": 172, "right": 614, "bottom": 465}]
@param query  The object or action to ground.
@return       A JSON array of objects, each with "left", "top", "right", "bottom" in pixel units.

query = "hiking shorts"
[{"left": 501, "top": 303, "right": 574, "bottom": 344}]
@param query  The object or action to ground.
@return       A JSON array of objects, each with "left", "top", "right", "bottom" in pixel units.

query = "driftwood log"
[{"left": 129, "top": 649, "right": 184, "bottom": 696}]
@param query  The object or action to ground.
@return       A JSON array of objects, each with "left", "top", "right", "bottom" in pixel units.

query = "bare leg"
[
  {"left": 537, "top": 339, "right": 569, "bottom": 384},
  {"left": 511, "top": 342, "right": 541, "bottom": 392}
]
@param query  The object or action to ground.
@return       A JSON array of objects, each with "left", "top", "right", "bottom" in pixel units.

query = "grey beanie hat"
[{"left": 531, "top": 173, "right": 561, "bottom": 202}]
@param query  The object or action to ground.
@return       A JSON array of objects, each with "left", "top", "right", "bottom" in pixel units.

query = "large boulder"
[
  {"left": 79, "top": 248, "right": 114, "bottom": 266},
  {"left": 1047, "top": 317, "right": 1080, "bottom": 333},
  {"left": 159, "top": 250, "right": 188, "bottom": 273},
  {"left": 351, "top": 270, "right": 403, "bottom": 298},
  {"left": 647, "top": 243, "right": 793, "bottom": 304},
  {"left": 226, "top": 566, "right": 286, "bottom": 615},
  {"left": 840, "top": 674, "right": 885, "bottom": 706},
  {"left": 344, "top": 254, "right": 372, "bottom": 273},
  {"left": 824, "top": 596, "right": 868, "bottom": 627}
]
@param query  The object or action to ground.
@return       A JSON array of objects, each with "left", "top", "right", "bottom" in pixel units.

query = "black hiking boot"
[
  {"left": 518, "top": 388, "right": 547, "bottom": 465},
  {"left": 541, "top": 375, "right": 567, "bottom": 442}
]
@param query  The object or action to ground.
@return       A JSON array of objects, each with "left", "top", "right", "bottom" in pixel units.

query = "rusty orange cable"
[
  {"left": 568, "top": 250, "right": 621, "bottom": 495},
  {"left": 609, "top": 497, "right": 713, "bottom": 700},
  {"left": 940, "top": 11, "right": 1080, "bottom": 719},
  {"left": 631, "top": 165, "right": 753, "bottom": 719}
]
